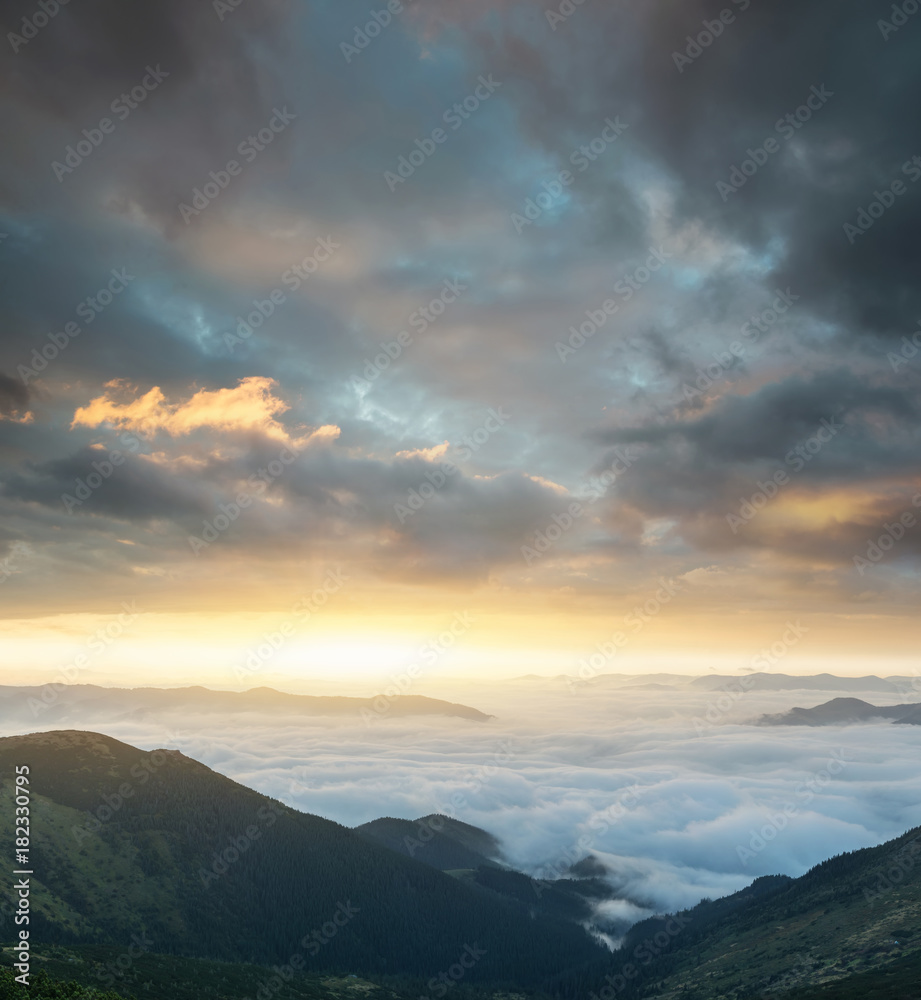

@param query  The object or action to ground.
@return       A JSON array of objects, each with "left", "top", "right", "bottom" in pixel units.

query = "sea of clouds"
[{"left": 5, "top": 676, "right": 921, "bottom": 936}]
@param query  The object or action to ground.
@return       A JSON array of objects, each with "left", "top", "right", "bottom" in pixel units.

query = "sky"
[{"left": 1, "top": 0, "right": 920, "bottom": 686}]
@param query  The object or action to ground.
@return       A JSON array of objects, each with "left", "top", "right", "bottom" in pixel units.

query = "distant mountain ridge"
[
  {"left": 690, "top": 672, "right": 912, "bottom": 694},
  {"left": 512, "top": 672, "right": 920, "bottom": 694},
  {"left": 0, "top": 684, "right": 493, "bottom": 724},
  {"left": 757, "top": 696, "right": 921, "bottom": 727}
]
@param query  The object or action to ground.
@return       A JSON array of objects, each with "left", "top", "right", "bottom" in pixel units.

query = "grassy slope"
[
  {"left": 771, "top": 948, "right": 921, "bottom": 999},
  {"left": 0, "top": 945, "right": 539, "bottom": 1000},
  {"left": 631, "top": 828, "right": 921, "bottom": 999},
  {"left": 5, "top": 731, "right": 921, "bottom": 999},
  {"left": 0, "top": 780, "right": 183, "bottom": 942},
  {"left": 0, "top": 731, "right": 604, "bottom": 984},
  {"left": 1, "top": 945, "right": 399, "bottom": 1000}
]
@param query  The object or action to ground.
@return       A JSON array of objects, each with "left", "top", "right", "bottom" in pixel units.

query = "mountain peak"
[{"left": 0, "top": 730, "right": 604, "bottom": 983}]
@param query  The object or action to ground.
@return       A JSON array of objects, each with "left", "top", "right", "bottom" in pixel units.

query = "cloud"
[
  {"left": 1, "top": 0, "right": 920, "bottom": 627},
  {"left": 396, "top": 441, "right": 451, "bottom": 461},
  {"left": 1, "top": 446, "right": 215, "bottom": 522},
  {"left": 0, "top": 373, "right": 32, "bottom": 423},
  {"left": 0, "top": 0, "right": 293, "bottom": 229},
  {"left": 2, "top": 390, "right": 572, "bottom": 589},
  {"left": 587, "top": 368, "right": 921, "bottom": 569},
  {"left": 71, "top": 376, "right": 339, "bottom": 448}
]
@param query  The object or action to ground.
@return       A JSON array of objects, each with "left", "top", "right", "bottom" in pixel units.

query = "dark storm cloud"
[
  {"left": 0, "top": 372, "right": 30, "bottom": 418},
  {"left": 450, "top": 0, "right": 921, "bottom": 343},
  {"left": 413, "top": 0, "right": 921, "bottom": 576},
  {"left": 637, "top": 0, "right": 921, "bottom": 344},
  {"left": 0, "top": 0, "right": 292, "bottom": 219},
  {"left": 0, "top": 225, "right": 241, "bottom": 393},
  {"left": 0, "top": 446, "right": 214, "bottom": 520},
  {"left": 199, "top": 446, "right": 571, "bottom": 582},
  {"left": 0, "top": 420, "right": 570, "bottom": 582},
  {"left": 586, "top": 368, "right": 921, "bottom": 568},
  {"left": 599, "top": 368, "right": 918, "bottom": 474},
  {"left": 281, "top": 450, "right": 571, "bottom": 580},
  {"left": 0, "top": 0, "right": 299, "bottom": 429}
]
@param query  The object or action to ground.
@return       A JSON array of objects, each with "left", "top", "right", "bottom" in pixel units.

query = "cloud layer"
[{"left": 0, "top": 0, "right": 919, "bottom": 659}]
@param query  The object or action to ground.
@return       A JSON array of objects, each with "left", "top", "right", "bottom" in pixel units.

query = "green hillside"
[
  {"left": 353, "top": 815, "right": 503, "bottom": 871},
  {"left": 0, "top": 967, "right": 127, "bottom": 999},
  {"left": 0, "top": 944, "right": 414, "bottom": 1000},
  {"left": 5, "top": 729, "right": 921, "bottom": 1000},
  {"left": 0, "top": 731, "right": 604, "bottom": 988},
  {"left": 353, "top": 815, "right": 612, "bottom": 929},
  {"left": 771, "top": 948, "right": 921, "bottom": 999},
  {"left": 569, "top": 827, "right": 921, "bottom": 999}
]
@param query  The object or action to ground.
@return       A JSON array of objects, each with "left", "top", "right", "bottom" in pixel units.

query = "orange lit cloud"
[
  {"left": 71, "top": 376, "right": 339, "bottom": 448},
  {"left": 396, "top": 441, "right": 450, "bottom": 461},
  {"left": 525, "top": 474, "right": 569, "bottom": 495}
]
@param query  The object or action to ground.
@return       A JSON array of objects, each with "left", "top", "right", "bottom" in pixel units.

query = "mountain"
[
  {"left": 353, "top": 816, "right": 616, "bottom": 934},
  {"left": 354, "top": 814, "right": 504, "bottom": 870},
  {"left": 562, "top": 825, "right": 921, "bottom": 999},
  {"left": 0, "top": 968, "right": 125, "bottom": 999},
  {"left": 508, "top": 673, "right": 694, "bottom": 689},
  {"left": 757, "top": 697, "right": 921, "bottom": 726},
  {"left": 460, "top": 865, "right": 613, "bottom": 930},
  {"left": 7, "top": 729, "right": 921, "bottom": 1000},
  {"left": 572, "top": 673, "right": 694, "bottom": 689},
  {"left": 779, "top": 950, "right": 921, "bottom": 999},
  {"left": 507, "top": 672, "right": 921, "bottom": 697},
  {"left": 690, "top": 673, "right": 904, "bottom": 694},
  {"left": 893, "top": 703, "right": 921, "bottom": 726},
  {"left": 0, "top": 684, "right": 493, "bottom": 725},
  {"left": 569, "top": 854, "right": 610, "bottom": 878},
  {"left": 0, "top": 730, "right": 603, "bottom": 987},
  {"left": 0, "top": 947, "right": 415, "bottom": 1000}
]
